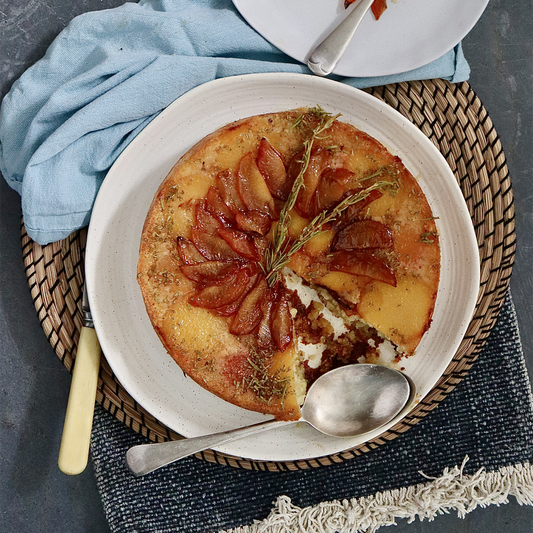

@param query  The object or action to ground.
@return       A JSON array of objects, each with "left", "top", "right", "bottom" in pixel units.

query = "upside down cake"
[{"left": 137, "top": 107, "right": 440, "bottom": 421}]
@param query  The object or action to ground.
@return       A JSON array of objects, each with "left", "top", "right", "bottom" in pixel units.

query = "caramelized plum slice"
[
  {"left": 205, "top": 186, "right": 235, "bottom": 225},
  {"left": 214, "top": 271, "right": 260, "bottom": 317},
  {"left": 287, "top": 148, "right": 304, "bottom": 180},
  {"left": 217, "top": 227, "right": 260, "bottom": 261},
  {"left": 339, "top": 189, "right": 383, "bottom": 226},
  {"left": 314, "top": 167, "right": 354, "bottom": 214},
  {"left": 177, "top": 236, "right": 205, "bottom": 265},
  {"left": 256, "top": 289, "right": 276, "bottom": 350},
  {"left": 237, "top": 152, "right": 276, "bottom": 215},
  {"left": 330, "top": 251, "right": 397, "bottom": 287},
  {"left": 256, "top": 138, "right": 291, "bottom": 200},
  {"left": 230, "top": 277, "right": 268, "bottom": 335},
  {"left": 189, "top": 268, "right": 251, "bottom": 309},
  {"left": 271, "top": 287, "right": 294, "bottom": 351},
  {"left": 195, "top": 201, "right": 223, "bottom": 232},
  {"left": 235, "top": 210, "right": 271, "bottom": 236},
  {"left": 253, "top": 235, "right": 271, "bottom": 263},
  {"left": 217, "top": 170, "right": 245, "bottom": 214},
  {"left": 190, "top": 227, "right": 240, "bottom": 261},
  {"left": 332, "top": 220, "right": 394, "bottom": 251},
  {"left": 344, "top": 0, "right": 387, "bottom": 19},
  {"left": 180, "top": 261, "right": 239, "bottom": 283},
  {"left": 293, "top": 148, "right": 332, "bottom": 218},
  {"left": 371, "top": 0, "right": 387, "bottom": 20}
]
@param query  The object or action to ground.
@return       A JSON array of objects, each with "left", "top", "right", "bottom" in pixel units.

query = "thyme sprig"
[
  {"left": 265, "top": 179, "right": 394, "bottom": 286},
  {"left": 263, "top": 106, "right": 398, "bottom": 286},
  {"left": 264, "top": 107, "right": 340, "bottom": 284}
]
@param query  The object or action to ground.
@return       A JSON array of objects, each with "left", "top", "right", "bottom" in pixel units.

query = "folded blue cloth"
[{"left": 0, "top": 0, "right": 470, "bottom": 245}]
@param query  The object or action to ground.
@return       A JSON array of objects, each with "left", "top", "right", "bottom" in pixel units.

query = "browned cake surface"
[{"left": 137, "top": 108, "right": 440, "bottom": 421}]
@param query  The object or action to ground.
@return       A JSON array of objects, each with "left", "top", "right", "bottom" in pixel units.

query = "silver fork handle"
[
  {"left": 126, "top": 418, "right": 291, "bottom": 476},
  {"left": 307, "top": 0, "right": 374, "bottom": 76}
]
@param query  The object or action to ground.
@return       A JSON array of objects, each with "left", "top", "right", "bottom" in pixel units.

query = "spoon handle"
[
  {"left": 58, "top": 325, "right": 101, "bottom": 475},
  {"left": 126, "top": 419, "right": 290, "bottom": 476},
  {"left": 307, "top": 0, "right": 374, "bottom": 76}
]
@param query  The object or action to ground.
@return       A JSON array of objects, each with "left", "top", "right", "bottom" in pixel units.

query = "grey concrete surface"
[{"left": 1, "top": 1, "right": 531, "bottom": 532}]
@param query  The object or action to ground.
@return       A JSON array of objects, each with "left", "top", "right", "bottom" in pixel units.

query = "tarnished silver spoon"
[
  {"left": 126, "top": 364, "right": 412, "bottom": 476},
  {"left": 307, "top": 0, "right": 374, "bottom": 76}
]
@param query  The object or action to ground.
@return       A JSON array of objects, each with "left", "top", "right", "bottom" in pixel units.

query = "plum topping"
[
  {"left": 213, "top": 271, "right": 260, "bottom": 317},
  {"left": 217, "top": 227, "right": 260, "bottom": 261},
  {"left": 177, "top": 236, "right": 206, "bottom": 265},
  {"left": 194, "top": 201, "right": 223, "bottom": 232},
  {"left": 256, "top": 138, "right": 291, "bottom": 200},
  {"left": 330, "top": 251, "right": 397, "bottom": 287},
  {"left": 270, "top": 287, "right": 293, "bottom": 351},
  {"left": 217, "top": 170, "right": 245, "bottom": 214},
  {"left": 313, "top": 167, "right": 354, "bottom": 215},
  {"left": 339, "top": 189, "right": 383, "bottom": 226},
  {"left": 235, "top": 210, "right": 271, "bottom": 236},
  {"left": 190, "top": 227, "right": 241, "bottom": 261},
  {"left": 345, "top": 0, "right": 387, "bottom": 20},
  {"left": 189, "top": 267, "right": 252, "bottom": 308},
  {"left": 256, "top": 291, "right": 276, "bottom": 350},
  {"left": 230, "top": 277, "right": 268, "bottom": 335},
  {"left": 332, "top": 220, "right": 394, "bottom": 251},
  {"left": 180, "top": 260, "right": 239, "bottom": 283},
  {"left": 237, "top": 152, "right": 276, "bottom": 216},
  {"left": 178, "top": 147, "right": 396, "bottom": 352},
  {"left": 371, "top": 0, "right": 387, "bottom": 20},
  {"left": 205, "top": 186, "right": 235, "bottom": 225},
  {"left": 292, "top": 148, "right": 333, "bottom": 218}
]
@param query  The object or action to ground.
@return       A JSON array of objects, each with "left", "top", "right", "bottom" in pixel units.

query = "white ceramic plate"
[
  {"left": 232, "top": 0, "right": 489, "bottom": 77},
  {"left": 85, "top": 73, "right": 479, "bottom": 462}
]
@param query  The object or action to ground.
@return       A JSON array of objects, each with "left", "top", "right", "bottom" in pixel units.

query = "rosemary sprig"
[
  {"left": 264, "top": 107, "right": 399, "bottom": 286},
  {"left": 264, "top": 107, "right": 340, "bottom": 282},
  {"left": 265, "top": 179, "right": 394, "bottom": 286}
]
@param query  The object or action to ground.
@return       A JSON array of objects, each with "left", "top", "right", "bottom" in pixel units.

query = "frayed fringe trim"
[{"left": 220, "top": 458, "right": 533, "bottom": 533}]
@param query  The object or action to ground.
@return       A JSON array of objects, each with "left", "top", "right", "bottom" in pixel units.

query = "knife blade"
[{"left": 58, "top": 284, "right": 101, "bottom": 475}]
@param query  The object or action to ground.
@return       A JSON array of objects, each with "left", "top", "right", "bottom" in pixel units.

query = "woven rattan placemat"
[{"left": 21, "top": 79, "right": 515, "bottom": 472}]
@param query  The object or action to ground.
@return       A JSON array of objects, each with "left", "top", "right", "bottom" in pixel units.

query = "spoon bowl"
[
  {"left": 126, "top": 364, "right": 412, "bottom": 476},
  {"left": 302, "top": 364, "right": 412, "bottom": 437}
]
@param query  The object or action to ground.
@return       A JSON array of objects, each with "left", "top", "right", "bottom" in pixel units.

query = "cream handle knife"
[{"left": 58, "top": 286, "right": 101, "bottom": 475}]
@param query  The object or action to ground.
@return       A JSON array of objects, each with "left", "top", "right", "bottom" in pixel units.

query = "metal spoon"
[
  {"left": 126, "top": 364, "right": 412, "bottom": 476},
  {"left": 307, "top": 0, "right": 374, "bottom": 76}
]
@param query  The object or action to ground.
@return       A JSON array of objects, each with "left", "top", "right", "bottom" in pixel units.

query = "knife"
[{"left": 58, "top": 284, "right": 101, "bottom": 475}]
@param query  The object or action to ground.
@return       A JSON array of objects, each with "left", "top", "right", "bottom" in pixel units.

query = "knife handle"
[{"left": 58, "top": 326, "right": 101, "bottom": 475}]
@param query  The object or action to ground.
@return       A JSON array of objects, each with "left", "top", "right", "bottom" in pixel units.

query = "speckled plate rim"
[{"left": 84, "top": 73, "right": 479, "bottom": 462}]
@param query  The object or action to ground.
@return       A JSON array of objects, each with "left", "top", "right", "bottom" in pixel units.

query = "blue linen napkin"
[{"left": 0, "top": 0, "right": 470, "bottom": 245}]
